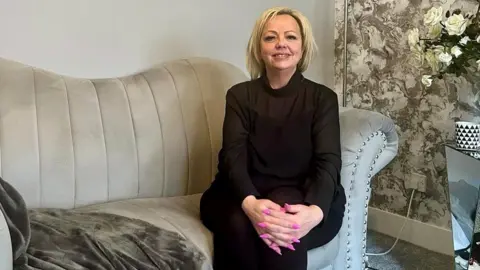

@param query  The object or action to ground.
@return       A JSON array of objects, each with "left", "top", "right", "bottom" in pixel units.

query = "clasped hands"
[{"left": 241, "top": 196, "right": 324, "bottom": 255}]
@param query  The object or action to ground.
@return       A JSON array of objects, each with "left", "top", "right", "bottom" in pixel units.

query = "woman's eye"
[
  {"left": 264, "top": 36, "right": 275, "bottom": 41},
  {"left": 287, "top": 35, "right": 297, "bottom": 40}
]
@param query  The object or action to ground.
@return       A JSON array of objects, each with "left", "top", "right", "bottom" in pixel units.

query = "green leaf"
[{"left": 465, "top": 24, "right": 480, "bottom": 38}]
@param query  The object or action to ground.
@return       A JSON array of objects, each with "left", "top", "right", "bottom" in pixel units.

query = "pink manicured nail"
[
  {"left": 280, "top": 207, "right": 286, "bottom": 212},
  {"left": 271, "top": 245, "right": 282, "bottom": 255},
  {"left": 257, "top": 222, "right": 267, "bottom": 228},
  {"left": 287, "top": 244, "right": 295, "bottom": 251},
  {"left": 260, "top": 234, "right": 269, "bottom": 239},
  {"left": 284, "top": 203, "right": 290, "bottom": 209},
  {"left": 292, "top": 238, "right": 300, "bottom": 243},
  {"left": 262, "top": 209, "right": 271, "bottom": 215},
  {"left": 292, "top": 223, "right": 300, "bottom": 229}
]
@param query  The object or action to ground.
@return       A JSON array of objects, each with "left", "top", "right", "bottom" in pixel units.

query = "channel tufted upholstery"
[
  {"left": 0, "top": 57, "right": 398, "bottom": 270},
  {"left": 0, "top": 57, "right": 247, "bottom": 209}
]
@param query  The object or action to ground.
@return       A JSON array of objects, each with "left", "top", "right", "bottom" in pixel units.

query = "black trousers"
[{"left": 200, "top": 183, "right": 346, "bottom": 270}]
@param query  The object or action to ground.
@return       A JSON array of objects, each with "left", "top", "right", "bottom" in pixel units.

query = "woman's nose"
[{"left": 275, "top": 38, "right": 287, "bottom": 48}]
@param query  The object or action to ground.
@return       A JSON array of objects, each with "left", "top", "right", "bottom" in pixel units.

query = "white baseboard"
[{"left": 367, "top": 206, "right": 454, "bottom": 256}]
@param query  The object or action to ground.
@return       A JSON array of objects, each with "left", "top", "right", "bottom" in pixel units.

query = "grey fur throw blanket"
[{"left": 0, "top": 177, "right": 207, "bottom": 270}]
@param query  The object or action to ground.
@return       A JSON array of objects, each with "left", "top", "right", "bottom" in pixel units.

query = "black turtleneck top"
[{"left": 211, "top": 71, "right": 342, "bottom": 221}]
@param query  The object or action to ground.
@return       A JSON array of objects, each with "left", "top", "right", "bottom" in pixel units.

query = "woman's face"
[{"left": 260, "top": 14, "right": 303, "bottom": 74}]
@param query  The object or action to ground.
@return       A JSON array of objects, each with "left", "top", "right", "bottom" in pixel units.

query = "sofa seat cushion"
[{"left": 76, "top": 193, "right": 339, "bottom": 269}]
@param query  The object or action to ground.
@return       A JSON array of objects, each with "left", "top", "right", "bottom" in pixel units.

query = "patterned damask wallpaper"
[{"left": 334, "top": 0, "right": 480, "bottom": 228}]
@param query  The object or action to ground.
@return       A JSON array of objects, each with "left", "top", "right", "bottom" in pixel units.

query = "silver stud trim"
[{"left": 345, "top": 131, "right": 387, "bottom": 265}]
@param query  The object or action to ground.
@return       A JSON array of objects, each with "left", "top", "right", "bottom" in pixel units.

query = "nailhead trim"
[{"left": 344, "top": 130, "right": 387, "bottom": 269}]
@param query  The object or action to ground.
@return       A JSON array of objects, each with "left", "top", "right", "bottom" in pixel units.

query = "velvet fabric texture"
[{"left": 0, "top": 177, "right": 207, "bottom": 270}]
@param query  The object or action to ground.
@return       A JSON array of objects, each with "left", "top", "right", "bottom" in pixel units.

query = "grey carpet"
[{"left": 366, "top": 230, "right": 456, "bottom": 270}]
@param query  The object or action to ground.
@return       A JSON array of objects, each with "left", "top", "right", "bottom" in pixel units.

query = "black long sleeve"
[
  {"left": 303, "top": 91, "right": 342, "bottom": 221},
  {"left": 221, "top": 87, "right": 261, "bottom": 202}
]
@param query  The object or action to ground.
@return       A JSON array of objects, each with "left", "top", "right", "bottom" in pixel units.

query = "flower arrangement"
[{"left": 407, "top": 5, "right": 480, "bottom": 87}]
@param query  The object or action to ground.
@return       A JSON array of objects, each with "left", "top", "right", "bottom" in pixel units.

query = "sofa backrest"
[{"left": 0, "top": 57, "right": 247, "bottom": 209}]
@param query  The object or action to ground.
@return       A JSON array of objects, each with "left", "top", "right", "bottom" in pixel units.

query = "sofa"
[{"left": 0, "top": 56, "right": 398, "bottom": 270}]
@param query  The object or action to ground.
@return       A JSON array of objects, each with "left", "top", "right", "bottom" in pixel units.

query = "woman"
[{"left": 200, "top": 6, "right": 346, "bottom": 270}]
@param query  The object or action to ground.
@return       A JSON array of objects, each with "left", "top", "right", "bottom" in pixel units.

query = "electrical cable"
[{"left": 366, "top": 189, "right": 416, "bottom": 256}]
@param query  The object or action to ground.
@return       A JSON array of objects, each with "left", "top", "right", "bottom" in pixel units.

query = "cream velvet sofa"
[{"left": 0, "top": 57, "right": 398, "bottom": 270}]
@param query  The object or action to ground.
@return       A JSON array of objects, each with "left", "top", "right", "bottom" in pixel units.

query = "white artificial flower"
[
  {"left": 445, "top": 14, "right": 468, "bottom": 35},
  {"left": 451, "top": 46, "right": 462, "bottom": 57},
  {"left": 422, "top": 75, "right": 433, "bottom": 87},
  {"left": 438, "top": 52, "right": 453, "bottom": 65},
  {"left": 477, "top": 35, "right": 480, "bottom": 43},
  {"left": 428, "top": 24, "right": 442, "bottom": 39},
  {"left": 459, "top": 36, "right": 471, "bottom": 45},
  {"left": 407, "top": 28, "right": 420, "bottom": 49},
  {"left": 424, "top": 7, "right": 443, "bottom": 26},
  {"left": 477, "top": 60, "right": 480, "bottom": 71}
]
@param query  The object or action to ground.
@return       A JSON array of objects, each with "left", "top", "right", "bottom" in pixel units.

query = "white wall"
[{"left": 0, "top": 0, "right": 335, "bottom": 87}]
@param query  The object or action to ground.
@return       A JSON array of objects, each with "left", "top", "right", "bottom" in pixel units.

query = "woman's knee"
[
  {"left": 222, "top": 208, "right": 255, "bottom": 236},
  {"left": 205, "top": 204, "right": 254, "bottom": 239},
  {"left": 265, "top": 187, "right": 304, "bottom": 206}
]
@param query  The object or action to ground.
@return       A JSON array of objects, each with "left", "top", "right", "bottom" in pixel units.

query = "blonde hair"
[{"left": 246, "top": 7, "right": 318, "bottom": 79}]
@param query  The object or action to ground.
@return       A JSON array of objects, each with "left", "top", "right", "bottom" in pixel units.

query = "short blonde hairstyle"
[{"left": 246, "top": 7, "right": 318, "bottom": 79}]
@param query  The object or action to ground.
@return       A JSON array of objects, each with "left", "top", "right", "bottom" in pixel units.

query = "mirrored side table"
[{"left": 446, "top": 143, "right": 480, "bottom": 269}]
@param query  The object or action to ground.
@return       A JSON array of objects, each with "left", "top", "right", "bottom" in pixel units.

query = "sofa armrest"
[
  {"left": 339, "top": 107, "right": 398, "bottom": 174},
  {"left": 0, "top": 209, "right": 13, "bottom": 270},
  {"left": 333, "top": 107, "right": 399, "bottom": 270}
]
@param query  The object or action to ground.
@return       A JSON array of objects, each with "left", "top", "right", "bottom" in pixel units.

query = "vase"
[{"left": 455, "top": 121, "right": 480, "bottom": 151}]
